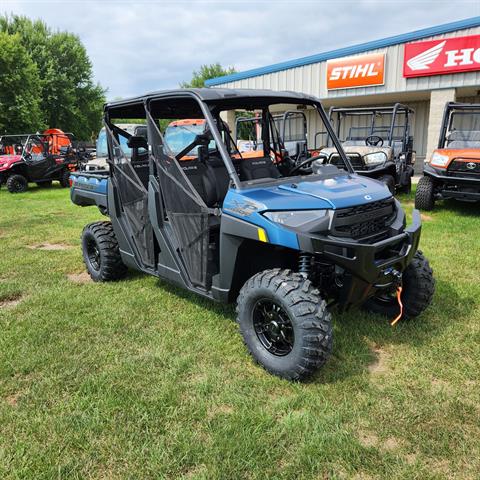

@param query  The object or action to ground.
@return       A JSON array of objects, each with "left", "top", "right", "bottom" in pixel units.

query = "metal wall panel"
[{"left": 217, "top": 26, "right": 480, "bottom": 100}]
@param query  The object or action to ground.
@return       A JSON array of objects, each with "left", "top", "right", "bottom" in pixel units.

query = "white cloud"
[{"left": 1, "top": 0, "right": 477, "bottom": 99}]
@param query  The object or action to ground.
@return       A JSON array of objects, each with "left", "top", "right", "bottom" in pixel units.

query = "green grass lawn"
[{"left": 1, "top": 184, "right": 479, "bottom": 479}]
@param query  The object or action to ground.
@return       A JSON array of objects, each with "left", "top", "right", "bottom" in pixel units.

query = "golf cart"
[
  {"left": 0, "top": 129, "right": 78, "bottom": 193},
  {"left": 325, "top": 105, "right": 416, "bottom": 194},
  {"left": 70, "top": 88, "right": 434, "bottom": 381},
  {"left": 415, "top": 102, "right": 480, "bottom": 210}
]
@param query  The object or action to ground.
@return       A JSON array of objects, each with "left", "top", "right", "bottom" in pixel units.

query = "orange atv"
[{"left": 416, "top": 103, "right": 480, "bottom": 210}]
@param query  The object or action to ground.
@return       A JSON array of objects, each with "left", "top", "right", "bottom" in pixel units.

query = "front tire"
[
  {"left": 378, "top": 174, "right": 395, "bottom": 195},
  {"left": 81, "top": 221, "right": 127, "bottom": 281},
  {"left": 6, "top": 174, "right": 28, "bottom": 193},
  {"left": 363, "top": 251, "right": 435, "bottom": 320},
  {"left": 415, "top": 176, "right": 435, "bottom": 210},
  {"left": 236, "top": 269, "right": 332, "bottom": 381}
]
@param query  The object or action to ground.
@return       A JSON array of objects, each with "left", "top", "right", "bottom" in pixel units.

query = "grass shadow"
[
  {"left": 430, "top": 198, "right": 480, "bottom": 217},
  {"left": 316, "top": 277, "right": 474, "bottom": 383}
]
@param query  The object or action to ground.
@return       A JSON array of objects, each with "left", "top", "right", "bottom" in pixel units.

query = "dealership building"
[{"left": 206, "top": 17, "right": 480, "bottom": 170}]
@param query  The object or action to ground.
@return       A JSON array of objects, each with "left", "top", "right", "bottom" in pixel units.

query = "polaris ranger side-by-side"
[
  {"left": 70, "top": 88, "right": 434, "bottom": 381},
  {"left": 326, "top": 105, "right": 416, "bottom": 194},
  {"left": 0, "top": 129, "right": 79, "bottom": 193},
  {"left": 415, "top": 102, "right": 480, "bottom": 210}
]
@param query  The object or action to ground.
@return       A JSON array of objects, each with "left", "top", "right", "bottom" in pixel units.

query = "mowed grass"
[{"left": 0, "top": 184, "right": 479, "bottom": 480}]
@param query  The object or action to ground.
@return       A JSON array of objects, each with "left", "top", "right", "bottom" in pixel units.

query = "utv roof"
[
  {"left": 104, "top": 88, "right": 320, "bottom": 119},
  {"left": 329, "top": 104, "right": 414, "bottom": 115},
  {"left": 444, "top": 102, "right": 480, "bottom": 111}
]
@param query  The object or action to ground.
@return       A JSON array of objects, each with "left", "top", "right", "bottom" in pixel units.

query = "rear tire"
[
  {"left": 6, "top": 174, "right": 28, "bottom": 193},
  {"left": 415, "top": 176, "right": 435, "bottom": 210},
  {"left": 236, "top": 269, "right": 332, "bottom": 381},
  {"left": 81, "top": 221, "right": 127, "bottom": 282},
  {"left": 378, "top": 174, "right": 395, "bottom": 195},
  {"left": 363, "top": 251, "right": 435, "bottom": 320},
  {"left": 59, "top": 169, "right": 71, "bottom": 188}
]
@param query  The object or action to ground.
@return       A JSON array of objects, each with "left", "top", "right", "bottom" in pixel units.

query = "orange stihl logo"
[{"left": 326, "top": 53, "right": 385, "bottom": 90}]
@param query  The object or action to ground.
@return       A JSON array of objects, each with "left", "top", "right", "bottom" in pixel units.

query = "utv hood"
[
  {"left": 0, "top": 155, "right": 23, "bottom": 171},
  {"left": 224, "top": 173, "right": 391, "bottom": 216}
]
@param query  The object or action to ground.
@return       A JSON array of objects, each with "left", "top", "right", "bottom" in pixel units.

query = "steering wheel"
[
  {"left": 365, "top": 135, "right": 384, "bottom": 147},
  {"left": 288, "top": 154, "right": 326, "bottom": 176}
]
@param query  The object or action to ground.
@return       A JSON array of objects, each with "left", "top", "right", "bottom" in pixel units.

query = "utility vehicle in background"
[
  {"left": 325, "top": 105, "right": 416, "bottom": 194},
  {"left": 415, "top": 102, "right": 480, "bottom": 210},
  {"left": 70, "top": 88, "right": 434, "bottom": 381},
  {"left": 0, "top": 129, "right": 79, "bottom": 193},
  {"left": 236, "top": 110, "right": 309, "bottom": 164},
  {"left": 82, "top": 124, "right": 148, "bottom": 171}
]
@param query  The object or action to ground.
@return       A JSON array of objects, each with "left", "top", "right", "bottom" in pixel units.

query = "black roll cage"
[
  {"left": 328, "top": 103, "right": 414, "bottom": 148},
  {"left": 438, "top": 102, "right": 480, "bottom": 149},
  {"left": 104, "top": 89, "right": 355, "bottom": 188}
]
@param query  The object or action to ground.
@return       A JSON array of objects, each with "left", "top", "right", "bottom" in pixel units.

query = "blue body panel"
[
  {"left": 222, "top": 173, "right": 391, "bottom": 250},
  {"left": 70, "top": 172, "right": 108, "bottom": 195}
]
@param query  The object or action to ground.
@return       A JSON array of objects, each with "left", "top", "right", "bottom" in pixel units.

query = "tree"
[
  {"left": 0, "top": 32, "right": 43, "bottom": 134},
  {"left": 181, "top": 63, "right": 236, "bottom": 88},
  {"left": 0, "top": 15, "right": 106, "bottom": 140}
]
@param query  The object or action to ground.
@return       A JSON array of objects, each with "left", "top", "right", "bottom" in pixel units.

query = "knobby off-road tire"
[
  {"left": 59, "top": 169, "right": 71, "bottom": 188},
  {"left": 6, "top": 174, "right": 28, "bottom": 193},
  {"left": 236, "top": 269, "right": 333, "bottom": 381},
  {"left": 378, "top": 174, "right": 396, "bottom": 195},
  {"left": 81, "top": 221, "right": 127, "bottom": 282},
  {"left": 415, "top": 176, "right": 435, "bottom": 211},
  {"left": 363, "top": 251, "right": 435, "bottom": 320}
]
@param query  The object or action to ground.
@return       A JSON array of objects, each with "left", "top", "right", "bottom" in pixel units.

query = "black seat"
[
  {"left": 206, "top": 155, "right": 231, "bottom": 203},
  {"left": 239, "top": 157, "right": 280, "bottom": 181},
  {"left": 180, "top": 158, "right": 218, "bottom": 207}
]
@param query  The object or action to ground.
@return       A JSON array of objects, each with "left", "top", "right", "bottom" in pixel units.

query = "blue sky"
[{"left": 2, "top": 0, "right": 479, "bottom": 100}]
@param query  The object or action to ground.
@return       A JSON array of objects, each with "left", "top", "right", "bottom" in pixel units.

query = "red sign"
[
  {"left": 326, "top": 53, "right": 385, "bottom": 90},
  {"left": 404, "top": 34, "right": 480, "bottom": 78}
]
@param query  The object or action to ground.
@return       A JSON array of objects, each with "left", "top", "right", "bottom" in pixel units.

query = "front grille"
[
  {"left": 332, "top": 198, "right": 396, "bottom": 241},
  {"left": 447, "top": 159, "right": 480, "bottom": 178},
  {"left": 330, "top": 154, "right": 367, "bottom": 171}
]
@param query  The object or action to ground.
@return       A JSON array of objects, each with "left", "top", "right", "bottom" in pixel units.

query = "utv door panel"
[
  {"left": 106, "top": 126, "right": 155, "bottom": 269},
  {"left": 146, "top": 109, "right": 211, "bottom": 289}
]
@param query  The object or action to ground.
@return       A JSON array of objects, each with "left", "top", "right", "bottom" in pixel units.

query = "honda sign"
[
  {"left": 404, "top": 34, "right": 480, "bottom": 78},
  {"left": 326, "top": 53, "right": 385, "bottom": 90}
]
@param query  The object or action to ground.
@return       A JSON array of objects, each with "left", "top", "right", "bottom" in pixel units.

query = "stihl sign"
[
  {"left": 326, "top": 53, "right": 385, "bottom": 90},
  {"left": 404, "top": 34, "right": 480, "bottom": 78}
]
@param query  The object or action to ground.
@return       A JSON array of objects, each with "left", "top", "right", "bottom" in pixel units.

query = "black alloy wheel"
[{"left": 253, "top": 299, "right": 295, "bottom": 356}]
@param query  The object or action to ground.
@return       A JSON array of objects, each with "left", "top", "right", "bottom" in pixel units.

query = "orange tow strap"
[{"left": 390, "top": 286, "right": 403, "bottom": 326}]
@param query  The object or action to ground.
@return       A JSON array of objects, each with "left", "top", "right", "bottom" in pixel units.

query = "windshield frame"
[{"left": 201, "top": 98, "right": 354, "bottom": 190}]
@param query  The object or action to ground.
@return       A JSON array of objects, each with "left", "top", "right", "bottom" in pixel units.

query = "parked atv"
[
  {"left": 415, "top": 102, "right": 480, "bottom": 210},
  {"left": 0, "top": 129, "right": 78, "bottom": 193},
  {"left": 70, "top": 88, "right": 434, "bottom": 381},
  {"left": 325, "top": 105, "right": 416, "bottom": 194}
]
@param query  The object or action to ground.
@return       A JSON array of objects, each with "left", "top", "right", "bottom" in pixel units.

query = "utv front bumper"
[
  {"left": 424, "top": 163, "right": 480, "bottom": 201},
  {"left": 297, "top": 209, "right": 421, "bottom": 306}
]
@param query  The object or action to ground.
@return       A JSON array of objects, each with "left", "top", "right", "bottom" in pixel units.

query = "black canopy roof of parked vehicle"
[{"left": 104, "top": 88, "right": 320, "bottom": 119}]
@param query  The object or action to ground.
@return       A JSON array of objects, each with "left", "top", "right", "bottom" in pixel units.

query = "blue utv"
[{"left": 70, "top": 88, "right": 435, "bottom": 381}]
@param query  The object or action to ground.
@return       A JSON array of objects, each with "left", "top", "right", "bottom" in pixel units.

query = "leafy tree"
[
  {"left": 0, "top": 32, "right": 43, "bottom": 134},
  {"left": 181, "top": 63, "right": 236, "bottom": 88},
  {"left": 0, "top": 15, "right": 105, "bottom": 140}
]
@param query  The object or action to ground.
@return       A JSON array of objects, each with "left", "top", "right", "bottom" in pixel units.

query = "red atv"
[{"left": 0, "top": 129, "right": 79, "bottom": 193}]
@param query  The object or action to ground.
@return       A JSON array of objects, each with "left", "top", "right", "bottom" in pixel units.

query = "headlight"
[
  {"left": 363, "top": 152, "right": 387, "bottom": 166},
  {"left": 430, "top": 152, "right": 449, "bottom": 167},
  {"left": 263, "top": 210, "right": 328, "bottom": 228}
]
